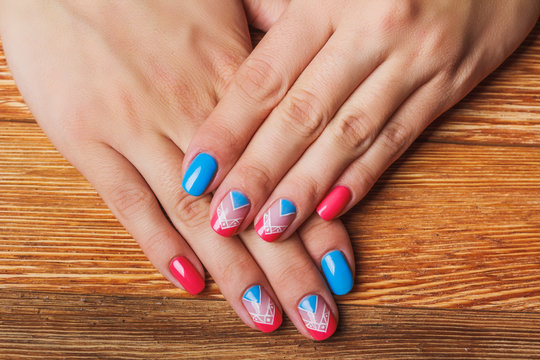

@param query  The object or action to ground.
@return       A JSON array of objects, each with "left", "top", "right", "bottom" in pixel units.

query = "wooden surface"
[{"left": 1, "top": 24, "right": 539, "bottom": 359}]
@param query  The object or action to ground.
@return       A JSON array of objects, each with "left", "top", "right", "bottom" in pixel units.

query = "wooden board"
[{"left": 0, "top": 24, "right": 539, "bottom": 359}]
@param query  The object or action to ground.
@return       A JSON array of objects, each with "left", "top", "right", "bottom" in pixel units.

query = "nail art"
[
  {"left": 182, "top": 153, "right": 217, "bottom": 196},
  {"left": 316, "top": 186, "right": 352, "bottom": 221},
  {"left": 211, "top": 191, "right": 251, "bottom": 237},
  {"left": 321, "top": 250, "right": 353, "bottom": 296},
  {"left": 297, "top": 294, "right": 337, "bottom": 341},
  {"left": 255, "top": 199, "right": 296, "bottom": 242},
  {"left": 242, "top": 285, "right": 282, "bottom": 333},
  {"left": 169, "top": 256, "right": 205, "bottom": 295}
]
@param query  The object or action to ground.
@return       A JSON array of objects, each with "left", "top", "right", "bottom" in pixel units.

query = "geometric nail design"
[
  {"left": 169, "top": 256, "right": 205, "bottom": 295},
  {"left": 182, "top": 152, "right": 217, "bottom": 196},
  {"left": 316, "top": 186, "right": 352, "bottom": 221},
  {"left": 297, "top": 294, "right": 337, "bottom": 341},
  {"left": 255, "top": 198, "right": 296, "bottom": 242},
  {"left": 211, "top": 190, "right": 251, "bottom": 237},
  {"left": 321, "top": 250, "right": 353, "bottom": 296},
  {"left": 242, "top": 285, "right": 282, "bottom": 333}
]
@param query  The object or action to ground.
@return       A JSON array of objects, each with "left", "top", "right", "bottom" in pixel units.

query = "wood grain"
[{"left": 0, "top": 23, "right": 539, "bottom": 359}]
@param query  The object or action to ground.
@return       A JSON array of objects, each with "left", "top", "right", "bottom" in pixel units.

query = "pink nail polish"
[
  {"left": 242, "top": 285, "right": 282, "bottom": 333},
  {"left": 298, "top": 294, "right": 337, "bottom": 341},
  {"left": 316, "top": 186, "right": 351, "bottom": 221},
  {"left": 211, "top": 191, "right": 251, "bottom": 237},
  {"left": 169, "top": 256, "right": 205, "bottom": 295},
  {"left": 255, "top": 199, "right": 296, "bottom": 242}
]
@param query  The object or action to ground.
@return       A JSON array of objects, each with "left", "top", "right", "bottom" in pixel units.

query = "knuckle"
[
  {"left": 236, "top": 56, "right": 285, "bottom": 104},
  {"left": 208, "top": 122, "right": 243, "bottom": 156},
  {"left": 334, "top": 111, "right": 376, "bottom": 153},
  {"left": 352, "top": 162, "right": 378, "bottom": 196},
  {"left": 380, "top": 121, "right": 411, "bottom": 155},
  {"left": 274, "top": 259, "right": 313, "bottom": 286},
  {"left": 280, "top": 89, "right": 326, "bottom": 139},
  {"left": 378, "top": 0, "right": 416, "bottom": 34},
  {"left": 172, "top": 193, "right": 208, "bottom": 228},
  {"left": 139, "top": 228, "right": 177, "bottom": 257},
  {"left": 237, "top": 162, "right": 274, "bottom": 196},
  {"left": 110, "top": 184, "right": 155, "bottom": 221},
  {"left": 218, "top": 253, "right": 253, "bottom": 286}
]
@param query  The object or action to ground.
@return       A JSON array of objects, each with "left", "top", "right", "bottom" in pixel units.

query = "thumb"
[{"left": 243, "top": 0, "right": 289, "bottom": 31}]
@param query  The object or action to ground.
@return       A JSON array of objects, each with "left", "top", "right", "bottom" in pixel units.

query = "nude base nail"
[
  {"left": 242, "top": 285, "right": 282, "bottom": 333},
  {"left": 298, "top": 294, "right": 337, "bottom": 341}
]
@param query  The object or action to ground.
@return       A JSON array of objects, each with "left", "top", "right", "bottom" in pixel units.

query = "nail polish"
[
  {"left": 242, "top": 285, "right": 282, "bottom": 333},
  {"left": 297, "top": 294, "right": 337, "bottom": 341},
  {"left": 255, "top": 199, "right": 296, "bottom": 242},
  {"left": 182, "top": 153, "right": 217, "bottom": 196},
  {"left": 316, "top": 186, "right": 352, "bottom": 221},
  {"left": 169, "top": 256, "right": 205, "bottom": 295},
  {"left": 321, "top": 250, "right": 353, "bottom": 295},
  {"left": 211, "top": 190, "right": 251, "bottom": 237}
]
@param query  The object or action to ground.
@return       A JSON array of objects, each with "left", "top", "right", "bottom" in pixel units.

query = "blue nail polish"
[
  {"left": 182, "top": 153, "right": 217, "bottom": 196},
  {"left": 321, "top": 250, "right": 353, "bottom": 295}
]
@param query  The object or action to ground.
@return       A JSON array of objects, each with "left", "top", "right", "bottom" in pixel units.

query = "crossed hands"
[{"left": 1, "top": 0, "right": 537, "bottom": 340}]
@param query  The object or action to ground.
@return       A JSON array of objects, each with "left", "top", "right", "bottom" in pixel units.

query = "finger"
[
  {"left": 118, "top": 134, "right": 283, "bottom": 333},
  {"left": 253, "top": 56, "right": 427, "bottom": 239},
  {"left": 181, "top": 3, "right": 333, "bottom": 196},
  {"left": 209, "top": 29, "right": 386, "bottom": 240},
  {"left": 299, "top": 215, "right": 355, "bottom": 296},
  {"left": 72, "top": 143, "right": 205, "bottom": 295},
  {"left": 320, "top": 76, "right": 450, "bottom": 217},
  {"left": 243, "top": 0, "right": 290, "bottom": 31},
  {"left": 240, "top": 229, "right": 338, "bottom": 341}
]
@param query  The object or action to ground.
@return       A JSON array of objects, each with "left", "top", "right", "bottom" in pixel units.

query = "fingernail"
[
  {"left": 169, "top": 256, "right": 205, "bottom": 295},
  {"left": 316, "top": 186, "right": 352, "bottom": 221},
  {"left": 255, "top": 199, "right": 296, "bottom": 242},
  {"left": 297, "top": 294, "right": 337, "bottom": 341},
  {"left": 182, "top": 153, "right": 217, "bottom": 196},
  {"left": 211, "top": 190, "right": 251, "bottom": 237},
  {"left": 321, "top": 250, "right": 353, "bottom": 295},
  {"left": 242, "top": 285, "right": 282, "bottom": 333}
]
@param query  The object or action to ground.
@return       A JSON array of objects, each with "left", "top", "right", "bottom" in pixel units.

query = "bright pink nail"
[
  {"left": 255, "top": 199, "right": 296, "bottom": 242},
  {"left": 316, "top": 186, "right": 351, "bottom": 221},
  {"left": 169, "top": 256, "right": 205, "bottom": 295},
  {"left": 211, "top": 190, "right": 251, "bottom": 237}
]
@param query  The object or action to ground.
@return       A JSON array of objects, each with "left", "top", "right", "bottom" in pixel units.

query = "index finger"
[{"left": 181, "top": 3, "right": 332, "bottom": 196}]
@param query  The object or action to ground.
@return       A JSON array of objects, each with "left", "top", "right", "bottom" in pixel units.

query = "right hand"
[{"left": 0, "top": 0, "right": 353, "bottom": 340}]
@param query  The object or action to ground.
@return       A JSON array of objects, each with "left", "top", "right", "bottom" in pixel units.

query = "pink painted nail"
[
  {"left": 211, "top": 190, "right": 251, "bottom": 237},
  {"left": 169, "top": 256, "right": 205, "bottom": 295},
  {"left": 298, "top": 294, "right": 337, "bottom": 341},
  {"left": 242, "top": 285, "right": 282, "bottom": 333},
  {"left": 316, "top": 186, "right": 352, "bottom": 221},
  {"left": 255, "top": 199, "right": 296, "bottom": 242}
]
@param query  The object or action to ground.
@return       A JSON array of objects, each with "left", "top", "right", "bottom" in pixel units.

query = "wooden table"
[{"left": 1, "top": 24, "right": 539, "bottom": 359}]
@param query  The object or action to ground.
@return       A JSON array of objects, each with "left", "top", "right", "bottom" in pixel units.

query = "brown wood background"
[{"left": 1, "top": 24, "right": 539, "bottom": 359}]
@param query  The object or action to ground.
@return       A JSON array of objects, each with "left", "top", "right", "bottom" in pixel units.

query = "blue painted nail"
[
  {"left": 321, "top": 250, "right": 353, "bottom": 295},
  {"left": 182, "top": 153, "right": 217, "bottom": 196}
]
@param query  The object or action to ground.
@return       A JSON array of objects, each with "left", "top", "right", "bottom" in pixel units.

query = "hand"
[
  {"left": 0, "top": 0, "right": 353, "bottom": 340},
  {"left": 182, "top": 0, "right": 540, "bottom": 242}
]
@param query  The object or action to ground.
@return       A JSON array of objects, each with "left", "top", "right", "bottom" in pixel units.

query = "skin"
[
  {"left": 0, "top": 0, "right": 354, "bottom": 340},
  {"left": 184, "top": 0, "right": 540, "bottom": 241}
]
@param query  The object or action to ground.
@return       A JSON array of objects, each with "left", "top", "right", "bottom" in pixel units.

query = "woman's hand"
[
  {"left": 0, "top": 0, "right": 353, "bottom": 340},
  {"left": 183, "top": 0, "right": 540, "bottom": 241}
]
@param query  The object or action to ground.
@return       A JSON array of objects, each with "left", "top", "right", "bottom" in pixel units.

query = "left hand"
[{"left": 182, "top": 0, "right": 540, "bottom": 242}]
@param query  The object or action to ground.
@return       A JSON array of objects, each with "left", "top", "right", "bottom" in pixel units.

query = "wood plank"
[
  {"left": 1, "top": 121, "right": 539, "bottom": 310},
  {"left": 1, "top": 290, "right": 539, "bottom": 359}
]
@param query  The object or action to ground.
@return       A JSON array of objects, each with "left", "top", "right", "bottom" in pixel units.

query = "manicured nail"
[
  {"left": 316, "top": 186, "right": 352, "bottom": 221},
  {"left": 242, "top": 285, "right": 282, "bottom": 333},
  {"left": 169, "top": 256, "right": 205, "bottom": 295},
  {"left": 182, "top": 153, "right": 217, "bottom": 196},
  {"left": 297, "top": 294, "right": 337, "bottom": 341},
  {"left": 321, "top": 250, "right": 353, "bottom": 295},
  {"left": 211, "top": 190, "right": 251, "bottom": 237},
  {"left": 255, "top": 199, "right": 296, "bottom": 242}
]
